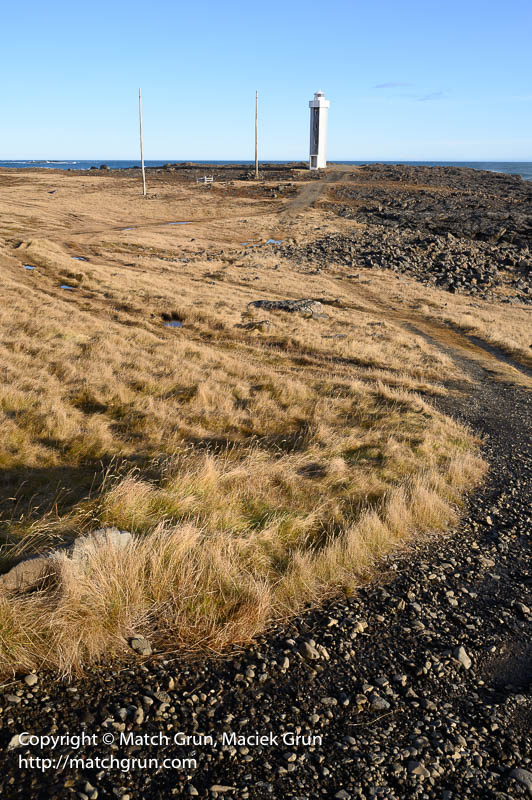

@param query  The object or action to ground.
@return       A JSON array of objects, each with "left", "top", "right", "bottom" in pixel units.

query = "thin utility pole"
[
  {"left": 255, "top": 90, "right": 259, "bottom": 180},
  {"left": 139, "top": 88, "right": 146, "bottom": 196}
]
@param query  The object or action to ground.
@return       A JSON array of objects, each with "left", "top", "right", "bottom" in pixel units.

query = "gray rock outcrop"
[{"left": 0, "top": 528, "right": 132, "bottom": 592}]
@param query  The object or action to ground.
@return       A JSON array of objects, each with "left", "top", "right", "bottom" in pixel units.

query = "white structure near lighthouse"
[{"left": 309, "top": 90, "right": 330, "bottom": 170}]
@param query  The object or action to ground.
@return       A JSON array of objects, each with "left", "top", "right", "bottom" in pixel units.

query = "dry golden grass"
[
  {"left": 1, "top": 443, "right": 484, "bottom": 676},
  {"left": 433, "top": 302, "right": 531, "bottom": 367},
  {"left": 0, "top": 169, "right": 495, "bottom": 675},
  {"left": 343, "top": 268, "right": 532, "bottom": 368}
]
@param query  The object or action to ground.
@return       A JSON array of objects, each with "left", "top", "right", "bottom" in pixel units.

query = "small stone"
[
  {"left": 84, "top": 782, "right": 98, "bottom": 800},
  {"left": 24, "top": 673, "right": 38, "bottom": 687},
  {"left": 71, "top": 528, "right": 132, "bottom": 561},
  {"left": 210, "top": 787, "right": 236, "bottom": 794},
  {"left": 134, "top": 706, "right": 144, "bottom": 725},
  {"left": 321, "top": 696, "right": 337, "bottom": 706},
  {"left": 300, "top": 641, "right": 320, "bottom": 660},
  {"left": 453, "top": 645, "right": 472, "bottom": 669},
  {"left": 335, "top": 791, "right": 350, "bottom": 799},
  {"left": 130, "top": 637, "right": 152, "bottom": 656},
  {"left": 407, "top": 760, "right": 430, "bottom": 777},
  {"left": 7, "top": 734, "right": 22, "bottom": 750},
  {"left": 370, "top": 694, "right": 391, "bottom": 711}
]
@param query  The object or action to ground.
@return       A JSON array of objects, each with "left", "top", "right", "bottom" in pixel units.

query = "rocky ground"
[
  {"left": 280, "top": 229, "right": 532, "bottom": 302},
  {"left": 80, "top": 162, "right": 311, "bottom": 186},
  {"left": 0, "top": 335, "right": 530, "bottom": 798},
  {"left": 340, "top": 164, "right": 531, "bottom": 250},
  {"left": 281, "top": 165, "right": 531, "bottom": 304}
]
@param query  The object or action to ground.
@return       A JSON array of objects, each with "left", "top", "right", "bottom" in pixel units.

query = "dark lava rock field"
[{"left": 283, "top": 165, "right": 532, "bottom": 303}]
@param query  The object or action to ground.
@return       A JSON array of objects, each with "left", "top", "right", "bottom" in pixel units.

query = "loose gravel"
[{"left": 0, "top": 336, "right": 530, "bottom": 799}]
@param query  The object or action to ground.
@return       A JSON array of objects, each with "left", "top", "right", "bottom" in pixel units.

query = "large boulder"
[
  {"left": 248, "top": 298, "right": 324, "bottom": 315},
  {"left": 0, "top": 555, "right": 53, "bottom": 592},
  {"left": 0, "top": 527, "right": 132, "bottom": 592},
  {"left": 69, "top": 527, "right": 132, "bottom": 560}
]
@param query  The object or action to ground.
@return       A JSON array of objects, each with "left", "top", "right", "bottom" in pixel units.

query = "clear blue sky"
[{"left": 2, "top": 0, "right": 531, "bottom": 160}]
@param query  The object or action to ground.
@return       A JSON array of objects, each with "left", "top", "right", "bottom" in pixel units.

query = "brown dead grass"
[
  {"left": 376, "top": 274, "right": 532, "bottom": 368},
  {"left": 0, "top": 169, "right": 494, "bottom": 675}
]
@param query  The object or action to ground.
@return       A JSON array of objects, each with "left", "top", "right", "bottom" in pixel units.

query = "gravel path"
[{"left": 0, "top": 346, "right": 530, "bottom": 800}]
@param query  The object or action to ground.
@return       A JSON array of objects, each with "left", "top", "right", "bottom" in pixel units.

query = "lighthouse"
[{"left": 309, "top": 90, "right": 330, "bottom": 170}]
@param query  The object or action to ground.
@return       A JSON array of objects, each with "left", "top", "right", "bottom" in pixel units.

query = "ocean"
[{"left": 0, "top": 159, "right": 531, "bottom": 180}]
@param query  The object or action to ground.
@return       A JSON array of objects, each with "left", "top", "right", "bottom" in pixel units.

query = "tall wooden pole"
[
  {"left": 139, "top": 88, "right": 146, "bottom": 197},
  {"left": 255, "top": 90, "right": 259, "bottom": 180}
]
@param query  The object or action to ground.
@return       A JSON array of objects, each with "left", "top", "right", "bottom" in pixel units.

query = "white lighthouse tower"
[{"left": 309, "top": 90, "right": 330, "bottom": 170}]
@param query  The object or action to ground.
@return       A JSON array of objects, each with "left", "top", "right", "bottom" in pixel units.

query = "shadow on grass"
[
  {"left": 0, "top": 455, "right": 155, "bottom": 551},
  {"left": 186, "top": 425, "right": 314, "bottom": 456}
]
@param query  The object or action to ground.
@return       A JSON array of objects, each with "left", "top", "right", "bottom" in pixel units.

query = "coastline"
[{"left": 1, "top": 160, "right": 531, "bottom": 180}]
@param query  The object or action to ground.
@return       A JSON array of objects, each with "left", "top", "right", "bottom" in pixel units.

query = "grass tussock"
[
  {"left": 0, "top": 424, "right": 485, "bottom": 676},
  {"left": 1, "top": 446, "right": 483, "bottom": 676}
]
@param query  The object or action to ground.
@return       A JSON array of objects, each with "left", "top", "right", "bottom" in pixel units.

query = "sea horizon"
[{"left": 1, "top": 158, "right": 531, "bottom": 180}]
